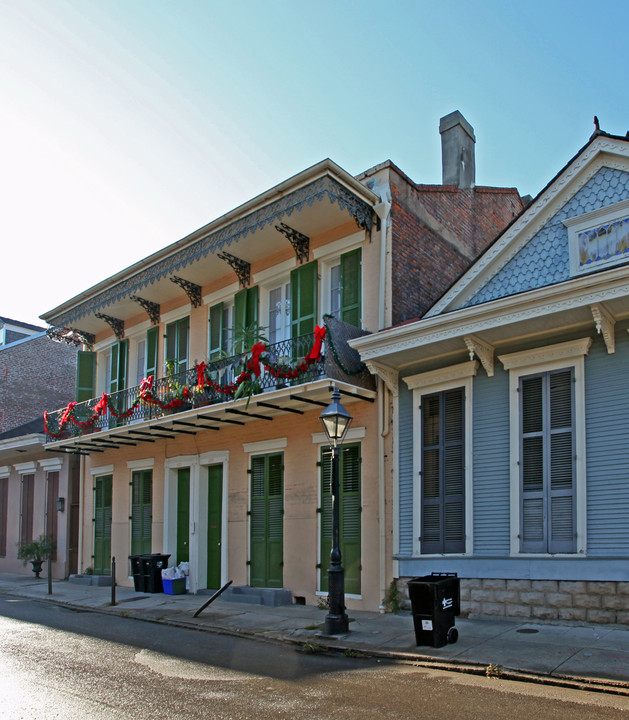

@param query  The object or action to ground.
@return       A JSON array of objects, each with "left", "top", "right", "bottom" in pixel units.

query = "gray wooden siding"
[
  {"left": 585, "top": 326, "right": 629, "bottom": 556},
  {"left": 471, "top": 368, "right": 511, "bottom": 555}
]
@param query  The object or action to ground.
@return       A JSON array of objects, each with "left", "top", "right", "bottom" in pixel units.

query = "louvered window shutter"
[
  {"left": 340, "top": 248, "right": 361, "bottom": 328},
  {"left": 76, "top": 350, "right": 96, "bottom": 403},
  {"left": 131, "top": 470, "right": 152, "bottom": 556},
  {"left": 209, "top": 302, "right": 224, "bottom": 360},
  {"left": 290, "top": 260, "right": 318, "bottom": 339},
  {"left": 145, "top": 327, "right": 158, "bottom": 380},
  {"left": 520, "top": 369, "right": 575, "bottom": 554},
  {"left": 421, "top": 388, "right": 465, "bottom": 554}
]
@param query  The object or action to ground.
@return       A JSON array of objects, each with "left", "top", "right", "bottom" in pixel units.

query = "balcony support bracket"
[
  {"left": 94, "top": 313, "right": 125, "bottom": 340},
  {"left": 217, "top": 252, "right": 251, "bottom": 288},
  {"left": 130, "top": 296, "right": 160, "bottom": 325},
  {"left": 170, "top": 276, "right": 202, "bottom": 308},
  {"left": 275, "top": 222, "right": 309, "bottom": 264}
]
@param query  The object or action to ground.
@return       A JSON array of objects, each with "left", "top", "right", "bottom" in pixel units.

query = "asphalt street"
[{"left": 2, "top": 596, "right": 629, "bottom": 720}]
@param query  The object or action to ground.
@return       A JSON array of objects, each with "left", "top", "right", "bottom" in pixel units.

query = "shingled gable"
[{"left": 425, "top": 130, "right": 629, "bottom": 318}]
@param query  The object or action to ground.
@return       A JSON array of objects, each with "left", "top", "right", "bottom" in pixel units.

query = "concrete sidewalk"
[{"left": 1, "top": 572, "right": 629, "bottom": 694}]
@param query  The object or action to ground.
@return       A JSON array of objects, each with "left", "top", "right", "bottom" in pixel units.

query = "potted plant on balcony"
[
  {"left": 17, "top": 535, "right": 56, "bottom": 579},
  {"left": 162, "top": 360, "right": 192, "bottom": 414},
  {"left": 232, "top": 322, "right": 269, "bottom": 408}
]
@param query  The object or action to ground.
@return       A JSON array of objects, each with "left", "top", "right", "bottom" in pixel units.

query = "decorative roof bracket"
[
  {"left": 365, "top": 360, "right": 399, "bottom": 398},
  {"left": 591, "top": 302, "right": 615, "bottom": 354},
  {"left": 95, "top": 313, "right": 125, "bottom": 340},
  {"left": 170, "top": 276, "right": 202, "bottom": 308},
  {"left": 464, "top": 334, "right": 494, "bottom": 377},
  {"left": 217, "top": 251, "right": 251, "bottom": 288},
  {"left": 275, "top": 222, "right": 310, "bottom": 264},
  {"left": 130, "top": 296, "right": 160, "bottom": 325},
  {"left": 46, "top": 327, "right": 95, "bottom": 349}
]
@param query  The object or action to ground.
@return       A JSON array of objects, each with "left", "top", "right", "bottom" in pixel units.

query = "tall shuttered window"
[
  {"left": 520, "top": 369, "right": 576, "bottom": 553},
  {"left": 320, "top": 443, "right": 362, "bottom": 594},
  {"left": 20, "top": 474, "right": 35, "bottom": 546},
  {"left": 131, "top": 470, "right": 152, "bottom": 556},
  {"left": 421, "top": 388, "right": 465, "bottom": 554},
  {"left": 165, "top": 318, "right": 189, "bottom": 374},
  {"left": 249, "top": 453, "right": 283, "bottom": 588},
  {"left": 0, "top": 476, "right": 7, "bottom": 556}
]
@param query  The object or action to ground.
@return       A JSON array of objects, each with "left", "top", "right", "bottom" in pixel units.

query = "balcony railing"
[
  {"left": 44, "top": 318, "right": 376, "bottom": 444},
  {"left": 44, "top": 333, "right": 328, "bottom": 441}
]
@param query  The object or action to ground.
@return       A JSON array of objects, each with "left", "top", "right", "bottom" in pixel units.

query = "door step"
[{"left": 219, "top": 585, "right": 293, "bottom": 607}]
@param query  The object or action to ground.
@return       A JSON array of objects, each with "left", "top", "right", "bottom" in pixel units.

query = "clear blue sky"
[{"left": 2, "top": 0, "right": 627, "bottom": 326}]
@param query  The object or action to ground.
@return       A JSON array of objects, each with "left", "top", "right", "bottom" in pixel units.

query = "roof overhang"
[
  {"left": 41, "top": 160, "right": 377, "bottom": 335},
  {"left": 351, "top": 264, "right": 629, "bottom": 370},
  {"left": 0, "top": 433, "right": 45, "bottom": 464}
]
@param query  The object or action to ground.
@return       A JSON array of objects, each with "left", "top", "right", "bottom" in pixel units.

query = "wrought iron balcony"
[{"left": 44, "top": 321, "right": 374, "bottom": 444}]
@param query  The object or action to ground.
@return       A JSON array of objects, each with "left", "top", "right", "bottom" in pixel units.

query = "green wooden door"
[
  {"left": 145, "top": 326, "right": 159, "bottom": 379},
  {"left": 176, "top": 468, "right": 190, "bottom": 564},
  {"left": 207, "top": 464, "right": 223, "bottom": 589},
  {"left": 290, "top": 260, "right": 318, "bottom": 339},
  {"left": 233, "top": 286, "right": 259, "bottom": 353},
  {"left": 250, "top": 453, "right": 283, "bottom": 588},
  {"left": 320, "top": 443, "right": 362, "bottom": 595},
  {"left": 110, "top": 340, "right": 128, "bottom": 393},
  {"left": 93, "top": 475, "right": 112, "bottom": 575},
  {"left": 131, "top": 470, "right": 152, "bottom": 556}
]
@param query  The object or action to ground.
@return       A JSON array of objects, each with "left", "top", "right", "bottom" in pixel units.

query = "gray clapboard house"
[{"left": 352, "top": 124, "right": 629, "bottom": 623}]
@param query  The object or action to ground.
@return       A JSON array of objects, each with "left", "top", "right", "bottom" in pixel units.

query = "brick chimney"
[{"left": 439, "top": 111, "right": 476, "bottom": 188}]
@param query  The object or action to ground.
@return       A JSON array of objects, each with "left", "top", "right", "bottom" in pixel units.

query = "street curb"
[{"left": 6, "top": 589, "right": 629, "bottom": 696}]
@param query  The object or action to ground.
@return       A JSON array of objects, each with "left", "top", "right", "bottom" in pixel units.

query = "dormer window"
[{"left": 565, "top": 198, "right": 629, "bottom": 276}]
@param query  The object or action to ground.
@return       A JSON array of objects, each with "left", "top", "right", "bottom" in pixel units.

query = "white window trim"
[
  {"left": 243, "top": 438, "right": 287, "bottom": 454},
  {"left": 127, "top": 458, "right": 155, "bottom": 470},
  {"left": 405, "top": 361, "right": 478, "bottom": 557},
  {"left": 499, "top": 338, "right": 591, "bottom": 556},
  {"left": 564, "top": 197, "right": 629, "bottom": 277},
  {"left": 38, "top": 459, "right": 63, "bottom": 471},
  {"left": 14, "top": 462, "right": 37, "bottom": 474},
  {"left": 0, "top": 466, "right": 10, "bottom": 478},
  {"left": 90, "top": 464, "right": 114, "bottom": 476}
]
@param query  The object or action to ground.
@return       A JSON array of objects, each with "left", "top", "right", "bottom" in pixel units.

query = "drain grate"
[{"left": 516, "top": 628, "right": 539, "bottom": 634}]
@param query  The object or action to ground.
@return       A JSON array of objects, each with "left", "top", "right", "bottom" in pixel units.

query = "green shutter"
[
  {"left": 165, "top": 319, "right": 189, "bottom": 373},
  {"left": 340, "top": 248, "right": 361, "bottom": 328},
  {"left": 209, "top": 302, "right": 224, "bottom": 360},
  {"left": 176, "top": 468, "right": 190, "bottom": 564},
  {"left": 234, "top": 287, "right": 259, "bottom": 353},
  {"left": 146, "top": 327, "right": 158, "bottom": 379},
  {"left": 76, "top": 351, "right": 96, "bottom": 403},
  {"left": 131, "top": 470, "right": 152, "bottom": 556},
  {"left": 93, "top": 475, "right": 112, "bottom": 575},
  {"left": 250, "top": 453, "right": 283, "bottom": 588},
  {"left": 320, "top": 443, "right": 362, "bottom": 594},
  {"left": 109, "top": 340, "right": 128, "bottom": 394},
  {"left": 290, "top": 260, "right": 318, "bottom": 338}
]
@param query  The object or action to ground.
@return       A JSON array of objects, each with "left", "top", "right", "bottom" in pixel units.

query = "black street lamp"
[{"left": 319, "top": 387, "right": 352, "bottom": 635}]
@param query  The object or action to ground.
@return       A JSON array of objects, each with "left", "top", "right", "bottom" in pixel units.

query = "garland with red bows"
[{"left": 44, "top": 326, "right": 326, "bottom": 438}]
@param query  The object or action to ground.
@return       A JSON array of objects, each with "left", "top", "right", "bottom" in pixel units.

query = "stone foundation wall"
[{"left": 398, "top": 578, "right": 629, "bottom": 625}]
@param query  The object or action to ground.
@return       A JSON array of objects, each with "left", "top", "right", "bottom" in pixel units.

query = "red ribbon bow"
[
  {"left": 60, "top": 402, "right": 77, "bottom": 425},
  {"left": 196, "top": 362, "right": 207, "bottom": 391},
  {"left": 249, "top": 342, "right": 267, "bottom": 378},
  {"left": 94, "top": 393, "right": 109, "bottom": 415},
  {"left": 307, "top": 325, "right": 326, "bottom": 361},
  {"left": 139, "top": 375, "right": 154, "bottom": 400}
]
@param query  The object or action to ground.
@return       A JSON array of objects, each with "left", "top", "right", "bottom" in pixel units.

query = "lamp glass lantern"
[{"left": 319, "top": 388, "right": 352, "bottom": 446}]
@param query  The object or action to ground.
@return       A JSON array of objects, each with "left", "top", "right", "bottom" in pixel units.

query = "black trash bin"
[
  {"left": 140, "top": 553, "right": 171, "bottom": 593},
  {"left": 128, "top": 555, "right": 144, "bottom": 592},
  {"left": 408, "top": 573, "right": 460, "bottom": 648}
]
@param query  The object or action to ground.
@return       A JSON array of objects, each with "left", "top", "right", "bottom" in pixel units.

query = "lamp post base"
[{"left": 324, "top": 613, "right": 349, "bottom": 636}]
